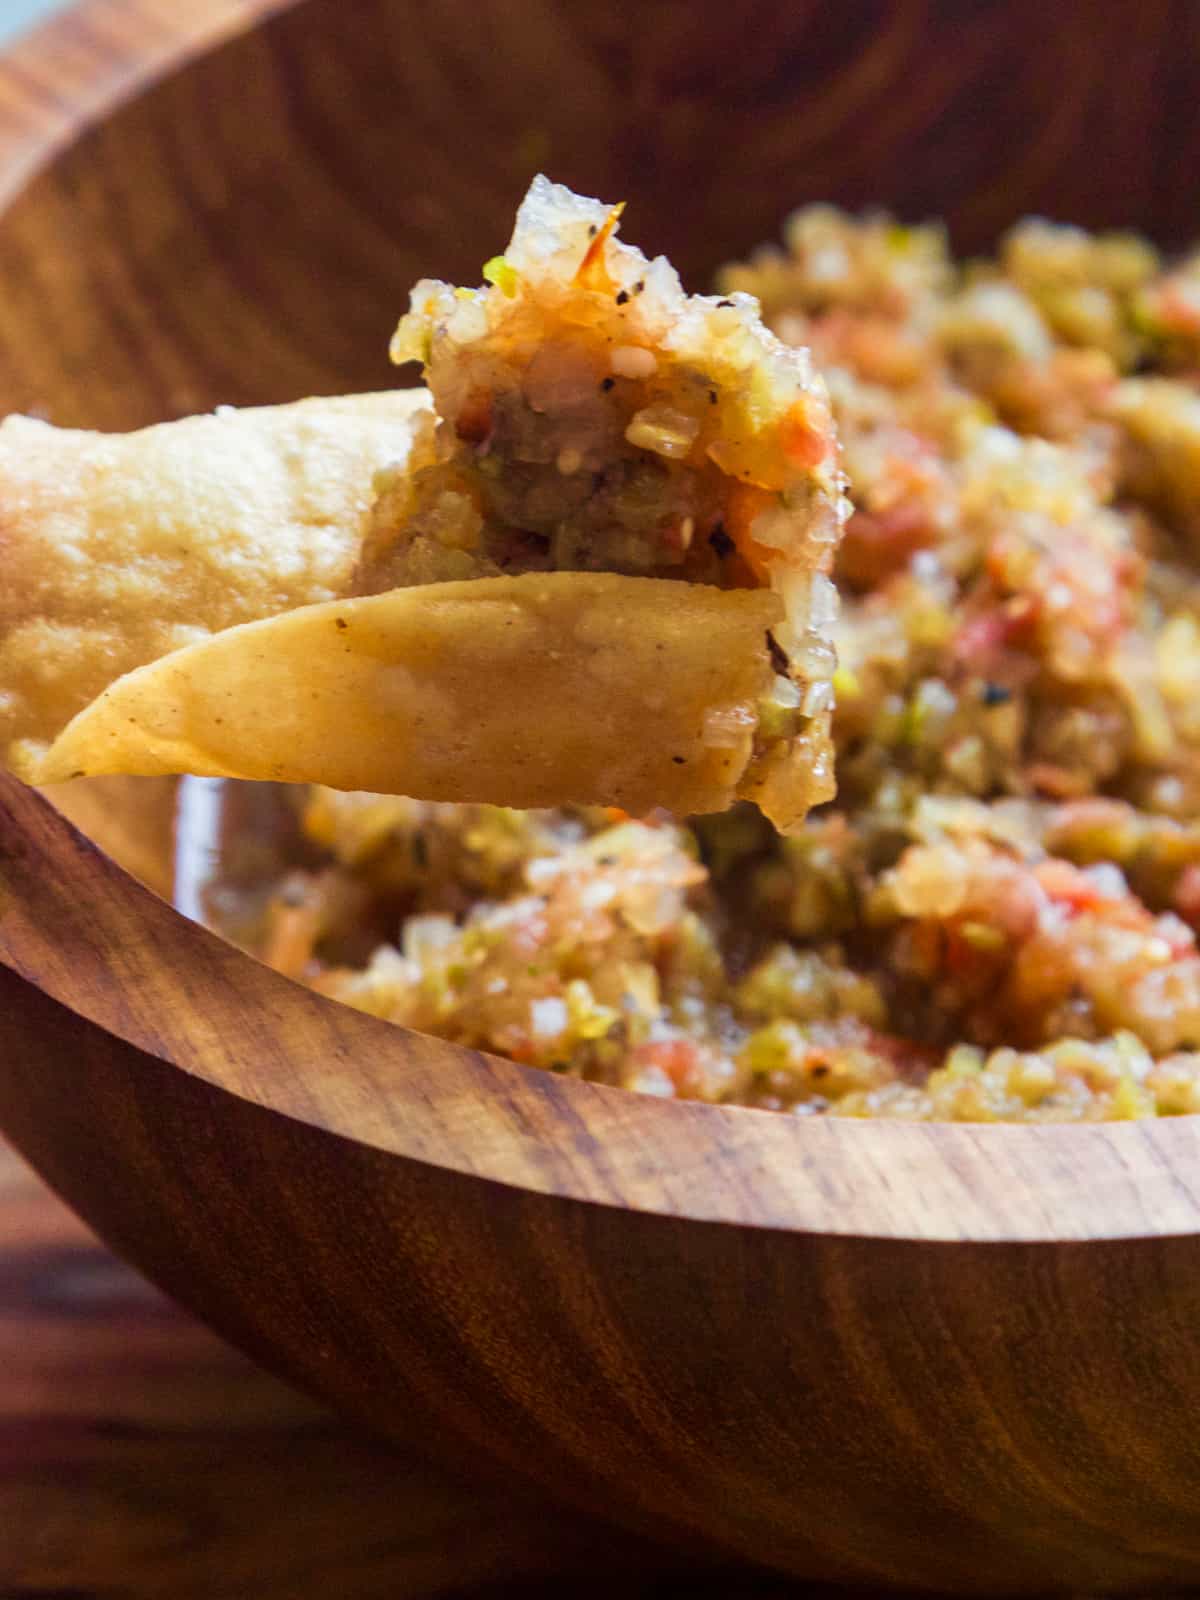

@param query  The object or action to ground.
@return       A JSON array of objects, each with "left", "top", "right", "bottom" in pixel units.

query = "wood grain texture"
[
  {"left": 4, "top": 0, "right": 1200, "bottom": 429},
  {"left": 41, "top": 775, "right": 178, "bottom": 898},
  {"left": 5, "top": 0, "right": 1200, "bottom": 1593},
  {"left": 6, "top": 775, "right": 1200, "bottom": 1596},
  {"left": 0, "top": 1136, "right": 941, "bottom": 1600},
  {"left": 0, "top": 1154, "right": 1161, "bottom": 1600},
  {"left": 0, "top": 1139, "right": 739, "bottom": 1600},
  {"left": 0, "top": 0, "right": 292, "bottom": 210}
]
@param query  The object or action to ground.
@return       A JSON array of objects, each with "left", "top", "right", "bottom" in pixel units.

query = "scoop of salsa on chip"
[{"left": 2, "top": 177, "right": 847, "bottom": 828}]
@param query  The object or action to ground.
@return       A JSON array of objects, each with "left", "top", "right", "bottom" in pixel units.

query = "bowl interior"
[
  {"left": 8, "top": 0, "right": 1200, "bottom": 1250},
  {"left": 10, "top": 16, "right": 1200, "bottom": 1591}
]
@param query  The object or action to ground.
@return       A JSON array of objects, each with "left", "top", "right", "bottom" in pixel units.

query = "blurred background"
[{"left": 1, "top": 0, "right": 71, "bottom": 47}]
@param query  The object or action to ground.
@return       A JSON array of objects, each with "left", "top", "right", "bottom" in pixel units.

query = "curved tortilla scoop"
[
  {"left": 27, "top": 573, "right": 784, "bottom": 817},
  {"left": 0, "top": 390, "right": 431, "bottom": 764}
]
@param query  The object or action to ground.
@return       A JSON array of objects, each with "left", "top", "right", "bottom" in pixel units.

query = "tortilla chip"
[
  {"left": 28, "top": 573, "right": 784, "bottom": 818},
  {"left": 366, "top": 177, "right": 846, "bottom": 821},
  {"left": 1, "top": 390, "right": 431, "bottom": 769}
]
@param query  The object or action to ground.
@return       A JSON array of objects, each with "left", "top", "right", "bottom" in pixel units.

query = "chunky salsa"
[{"left": 218, "top": 207, "right": 1200, "bottom": 1121}]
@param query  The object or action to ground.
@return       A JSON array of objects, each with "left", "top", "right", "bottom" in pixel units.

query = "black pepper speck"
[{"left": 709, "top": 522, "right": 735, "bottom": 559}]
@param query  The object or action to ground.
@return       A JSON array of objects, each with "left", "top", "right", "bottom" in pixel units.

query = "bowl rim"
[
  {"left": 4, "top": 773, "right": 1200, "bottom": 1248},
  {"left": 0, "top": 0, "right": 297, "bottom": 216}
]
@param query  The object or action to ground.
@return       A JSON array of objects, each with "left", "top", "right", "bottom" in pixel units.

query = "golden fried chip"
[
  {"left": 1, "top": 390, "right": 431, "bottom": 770},
  {"left": 4, "top": 179, "right": 849, "bottom": 825},
  {"left": 27, "top": 573, "right": 787, "bottom": 818}
]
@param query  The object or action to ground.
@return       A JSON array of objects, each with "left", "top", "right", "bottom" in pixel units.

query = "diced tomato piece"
[
  {"left": 1027, "top": 762, "right": 1092, "bottom": 800},
  {"left": 1159, "top": 282, "right": 1200, "bottom": 335},
  {"left": 724, "top": 482, "right": 776, "bottom": 582},
  {"left": 953, "top": 610, "right": 1009, "bottom": 662},
  {"left": 942, "top": 923, "right": 999, "bottom": 981},
  {"left": 1034, "top": 859, "right": 1106, "bottom": 913},
  {"left": 508, "top": 914, "right": 550, "bottom": 959},
  {"left": 781, "top": 401, "right": 829, "bottom": 467},
  {"left": 841, "top": 503, "right": 931, "bottom": 584},
  {"left": 264, "top": 902, "right": 320, "bottom": 980},
  {"left": 631, "top": 1038, "right": 700, "bottom": 1091},
  {"left": 1175, "top": 865, "right": 1200, "bottom": 927},
  {"left": 865, "top": 1028, "right": 937, "bottom": 1077},
  {"left": 953, "top": 597, "right": 1038, "bottom": 665},
  {"left": 455, "top": 390, "right": 494, "bottom": 445}
]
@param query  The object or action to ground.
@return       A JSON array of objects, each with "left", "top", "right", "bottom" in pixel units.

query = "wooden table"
[
  {"left": 0, "top": 1139, "right": 633, "bottom": 1597},
  {"left": 0, "top": 1138, "right": 816, "bottom": 1599}
]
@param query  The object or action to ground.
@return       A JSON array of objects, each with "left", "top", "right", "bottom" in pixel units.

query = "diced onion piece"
[
  {"left": 625, "top": 404, "right": 700, "bottom": 460},
  {"left": 611, "top": 345, "right": 658, "bottom": 379}
]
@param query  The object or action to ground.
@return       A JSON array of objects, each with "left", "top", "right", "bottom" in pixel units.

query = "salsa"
[{"left": 218, "top": 208, "right": 1200, "bottom": 1121}]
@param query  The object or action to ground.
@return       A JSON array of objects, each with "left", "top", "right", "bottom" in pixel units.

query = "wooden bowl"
[{"left": 5, "top": 2, "right": 1200, "bottom": 1592}]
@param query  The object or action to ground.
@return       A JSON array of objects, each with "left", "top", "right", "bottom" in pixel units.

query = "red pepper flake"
[{"left": 575, "top": 202, "right": 625, "bottom": 292}]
